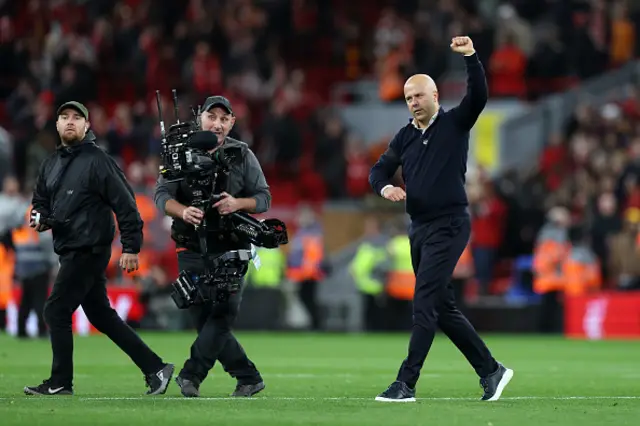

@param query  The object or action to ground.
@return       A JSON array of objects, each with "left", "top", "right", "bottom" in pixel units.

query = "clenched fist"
[
  {"left": 382, "top": 186, "right": 406, "bottom": 202},
  {"left": 450, "top": 36, "right": 475, "bottom": 56}
]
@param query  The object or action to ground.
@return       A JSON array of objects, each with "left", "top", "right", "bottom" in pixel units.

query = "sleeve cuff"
[
  {"left": 252, "top": 195, "right": 268, "bottom": 213},
  {"left": 463, "top": 51, "right": 479, "bottom": 61},
  {"left": 380, "top": 185, "right": 393, "bottom": 197}
]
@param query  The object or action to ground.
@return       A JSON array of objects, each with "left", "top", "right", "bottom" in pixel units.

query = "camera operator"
[
  {"left": 154, "top": 96, "right": 270, "bottom": 398},
  {"left": 24, "top": 101, "right": 174, "bottom": 396}
]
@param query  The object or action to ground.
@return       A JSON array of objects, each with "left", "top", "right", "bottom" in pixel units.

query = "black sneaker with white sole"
[
  {"left": 175, "top": 376, "right": 200, "bottom": 398},
  {"left": 231, "top": 381, "right": 265, "bottom": 397},
  {"left": 144, "top": 363, "right": 174, "bottom": 395},
  {"left": 480, "top": 363, "right": 514, "bottom": 401},
  {"left": 24, "top": 379, "right": 73, "bottom": 396},
  {"left": 375, "top": 381, "right": 416, "bottom": 402}
]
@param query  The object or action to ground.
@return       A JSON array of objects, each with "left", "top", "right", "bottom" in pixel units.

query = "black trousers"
[
  {"left": 18, "top": 271, "right": 50, "bottom": 337},
  {"left": 43, "top": 249, "right": 164, "bottom": 388},
  {"left": 396, "top": 214, "right": 498, "bottom": 388},
  {"left": 178, "top": 251, "right": 261, "bottom": 385},
  {"left": 450, "top": 277, "right": 467, "bottom": 312}
]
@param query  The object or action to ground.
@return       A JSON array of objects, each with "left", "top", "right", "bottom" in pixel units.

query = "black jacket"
[
  {"left": 153, "top": 137, "right": 271, "bottom": 253},
  {"left": 31, "top": 133, "right": 143, "bottom": 255}
]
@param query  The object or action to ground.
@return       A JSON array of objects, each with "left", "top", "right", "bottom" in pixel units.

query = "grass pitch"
[{"left": 0, "top": 332, "right": 638, "bottom": 425}]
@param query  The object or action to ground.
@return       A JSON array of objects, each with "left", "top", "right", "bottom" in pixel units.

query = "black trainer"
[
  {"left": 231, "top": 381, "right": 265, "bottom": 397},
  {"left": 175, "top": 376, "right": 200, "bottom": 398},
  {"left": 24, "top": 379, "right": 73, "bottom": 396},
  {"left": 375, "top": 381, "right": 416, "bottom": 402},
  {"left": 480, "top": 363, "right": 514, "bottom": 401},
  {"left": 144, "top": 363, "right": 174, "bottom": 395}
]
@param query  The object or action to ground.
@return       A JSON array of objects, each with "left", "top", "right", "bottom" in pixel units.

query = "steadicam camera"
[{"left": 155, "top": 89, "right": 289, "bottom": 308}]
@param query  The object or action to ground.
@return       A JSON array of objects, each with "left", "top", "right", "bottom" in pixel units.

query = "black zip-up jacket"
[
  {"left": 369, "top": 53, "right": 488, "bottom": 223},
  {"left": 31, "top": 132, "right": 143, "bottom": 255}
]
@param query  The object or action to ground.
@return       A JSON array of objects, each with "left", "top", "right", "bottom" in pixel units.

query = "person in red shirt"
[
  {"left": 470, "top": 180, "right": 508, "bottom": 295},
  {"left": 488, "top": 32, "right": 527, "bottom": 98}
]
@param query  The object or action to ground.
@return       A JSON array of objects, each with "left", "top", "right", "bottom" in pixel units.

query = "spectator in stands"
[
  {"left": 590, "top": 191, "right": 623, "bottom": 284},
  {"left": 539, "top": 133, "right": 568, "bottom": 192},
  {"left": 494, "top": 3, "right": 533, "bottom": 56},
  {"left": 184, "top": 40, "right": 222, "bottom": 98},
  {"left": 609, "top": 0, "right": 636, "bottom": 67},
  {"left": 608, "top": 207, "right": 640, "bottom": 291},
  {"left": 469, "top": 176, "right": 508, "bottom": 295},
  {"left": 571, "top": 9, "right": 609, "bottom": 80},
  {"left": 344, "top": 134, "right": 371, "bottom": 199},
  {"left": 260, "top": 100, "right": 303, "bottom": 180},
  {"left": 315, "top": 114, "right": 347, "bottom": 199},
  {"left": 0, "top": 124, "right": 11, "bottom": 183},
  {"left": 526, "top": 26, "right": 569, "bottom": 97},
  {"left": 488, "top": 30, "right": 527, "bottom": 98}
]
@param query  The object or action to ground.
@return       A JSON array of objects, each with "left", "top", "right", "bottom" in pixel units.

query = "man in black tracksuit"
[
  {"left": 154, "top": 96, "right": 269, "bottom": 398},
  {"left": 24, "top": 101, "right": 173, "bottom": 396},
  {"left": 369, "top": 37, "right": 513, "bottom": 402}
]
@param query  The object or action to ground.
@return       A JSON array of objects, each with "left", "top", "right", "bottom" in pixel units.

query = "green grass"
[{"left": 1, "top": 332, "right": 639, "bottom": 425}]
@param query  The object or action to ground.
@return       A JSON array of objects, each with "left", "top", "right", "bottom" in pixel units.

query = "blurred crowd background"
[{"left": 1, "top": 0, "right": 640, "bottom": 337}]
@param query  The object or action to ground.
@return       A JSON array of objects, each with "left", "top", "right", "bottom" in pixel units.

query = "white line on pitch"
[{"left": 1, "top": 396, "right": 639, "bottom": 402}]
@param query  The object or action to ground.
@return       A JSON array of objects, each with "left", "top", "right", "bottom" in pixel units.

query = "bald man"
[{"left": 369, "top": 37, "right": 513, "bottom": 402}]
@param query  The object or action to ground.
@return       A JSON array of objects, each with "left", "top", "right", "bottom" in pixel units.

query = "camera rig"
[{"left": 155, "top": 90, "right": 289, "bottom": 308}]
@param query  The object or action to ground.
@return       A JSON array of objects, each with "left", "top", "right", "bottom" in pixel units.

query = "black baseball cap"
[
  {"left": 202, "top": 96, "right": 233, "bottom": 115},
  {"left": 57, "top": 101, "right": 89, "bottom": 120}
]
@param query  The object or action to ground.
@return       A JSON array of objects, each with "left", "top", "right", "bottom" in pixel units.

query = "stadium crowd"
[
  {"left": 1, "top": 0, "right": 640, "bottom": 330},
  {"left": 466, "top": 86, "right": 640, "bottom": 297}
]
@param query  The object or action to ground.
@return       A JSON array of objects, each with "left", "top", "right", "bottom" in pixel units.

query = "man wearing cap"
[
  {"left": 154, "top": 95, "right": 270, "bottom": 398},
  {"left": 24, "top": 101, "right": 174, "bottom": 396}
]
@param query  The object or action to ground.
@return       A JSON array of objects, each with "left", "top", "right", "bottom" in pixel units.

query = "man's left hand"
[
  {"left": 119, "top": 253, "right": 139, "bottom": 273},
  {"left": 450, "top": 36, "right": 475, "bottom": 55},
  {"left": 213, "top": 192, "right": 241, "bottom": 215}
]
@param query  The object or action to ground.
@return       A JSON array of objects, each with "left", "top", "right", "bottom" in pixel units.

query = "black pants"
[
  {"left": 43, "top": 249, "right": 164, "bottom": 388},
  {"left": 450, "top": 277, "right": 467, "bottom": 312},
  {"left": 18, "top": 271, "right": 50, "bottom": 337},
  {"left": 178, "top": 251, "right": 261, "bottom": 385},
  {"left": 299, "top": 279, "right": 320, "bottom": 330},
  {"left": 396, "top": 214, "right": 498, "bottom": 388},
  {"left": 362, "top": 293, "right": 386, "bottom": 331}
]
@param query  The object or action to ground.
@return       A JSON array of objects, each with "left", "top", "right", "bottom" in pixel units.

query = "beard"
[{"left": 59, "top": 129, "right": 84, "bottom": 145}]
